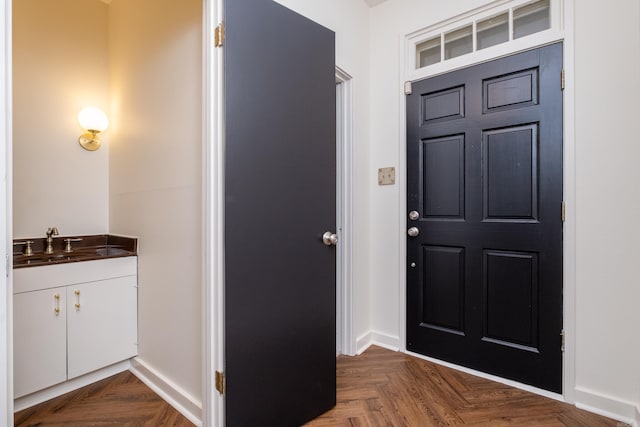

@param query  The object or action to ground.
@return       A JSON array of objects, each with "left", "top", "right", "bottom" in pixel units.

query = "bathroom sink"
[{"left": 13, "top": 235, "right": 137, "bottom": 269}]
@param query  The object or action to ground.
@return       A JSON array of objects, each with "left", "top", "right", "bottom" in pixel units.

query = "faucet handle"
[
  {"left": 63, "top": 238, "right": 83, "bottom": 253},
  {"left": 13, "top": 240, "right": 34, "bottom": 256}
]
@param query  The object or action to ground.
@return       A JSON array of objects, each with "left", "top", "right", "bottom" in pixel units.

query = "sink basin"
[{"left": 95, "top": 247, "right": 131, "bottom": 257}]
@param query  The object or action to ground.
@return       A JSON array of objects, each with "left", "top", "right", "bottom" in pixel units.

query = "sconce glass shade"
[
  {"left": 78, "top": 107, "right": 108, "bottom": 151},
  {"left": 78, "top": 107, "right": 109, "bottom": 132}
]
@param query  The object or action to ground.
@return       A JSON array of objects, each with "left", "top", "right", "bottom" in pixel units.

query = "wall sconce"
[{"left": 78, "top": 107, "right": 109, "bottom": 151}]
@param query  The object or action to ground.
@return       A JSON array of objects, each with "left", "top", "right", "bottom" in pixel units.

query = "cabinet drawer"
[{"left": 14, "top": 257, "right": 137, "bottom": 294}]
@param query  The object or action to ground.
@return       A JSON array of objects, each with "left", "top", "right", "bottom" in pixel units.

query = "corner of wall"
[
  {"left": 130, "top": 358, "right": 202, "bottom": 426},
  {"left": 356, "top": 330, "right": 401, "bottom": 355}
]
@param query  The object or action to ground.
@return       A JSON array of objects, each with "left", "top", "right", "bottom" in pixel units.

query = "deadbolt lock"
[{"left": 409, "top": 211, "right": 419, "bottom": 220}]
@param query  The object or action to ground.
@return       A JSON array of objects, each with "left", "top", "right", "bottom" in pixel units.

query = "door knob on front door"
[
  {"left": 407, "top": 227, "right": 420, "bottom": 237},
  {"left": 322, "top": 231, "right": 338, "bottom": 246}
]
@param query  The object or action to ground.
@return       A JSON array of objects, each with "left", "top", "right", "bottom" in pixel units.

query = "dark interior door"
[
  {"left": 406, "top": 43, "right": 563, "bottom": 393},
  {"left": 224, "top": 1, "right": 336, "bottom": 426}
]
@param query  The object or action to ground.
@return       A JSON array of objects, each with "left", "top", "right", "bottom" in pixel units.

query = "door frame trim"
[
  {"left": 335, "top": 66, "right": 355, "bottom": 356},
  {"left": 203, "top": 0, "right": 224, "bottom": 426},
  {"left": 398, "top": 0, "right": 576, "bottom": 402},
  {"left": 0, "top": 0, "right": 13, "bottom": 423}
]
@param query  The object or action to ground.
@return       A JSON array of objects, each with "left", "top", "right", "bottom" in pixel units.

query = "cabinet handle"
[
  {"left": 74, "top": 290, "right": 80, "bottom": 310},
  {"left": 54, "top": 293, "right": 60, "bottom": 315}
]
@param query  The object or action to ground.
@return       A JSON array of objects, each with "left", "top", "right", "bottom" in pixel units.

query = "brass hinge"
[
  {"left": 561, "top": 69, "right": 565, "bottom": 90},
  {"left": 561, "top": 201, "right": 566, "bottom": 223},
  {"left": 560, "top": 330, "right": 565, "bottom": 352},
  {"left": 214, "top": 22, "right": 225, "bottom": 48},
  {"left": 215, "top": 371, "right": 225, "bottom": 395},
  {"left": 404, "top": 81, "right": 412, "bottom": 95}
]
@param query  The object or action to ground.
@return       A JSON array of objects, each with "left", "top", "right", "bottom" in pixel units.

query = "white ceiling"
[{"left": 363, "top": 0, "right": 389, "bottom": 7}]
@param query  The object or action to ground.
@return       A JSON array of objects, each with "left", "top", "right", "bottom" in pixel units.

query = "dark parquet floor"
[
  {"left": 306, "top": 346, "right": 622, "bottom": 426},
  {"left": 16, "top": 346, "right": 623, "bottom": 426},
  {"left": 14, "top": 371, "right": 193, "bottom": 427}
]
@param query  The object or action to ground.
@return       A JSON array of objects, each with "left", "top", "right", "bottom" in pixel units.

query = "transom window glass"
[
  {"left": 477, "top": 13, "right": 509, "bottom": 50},
  {"left": 445, "top": 26, "right": 473, "bottom": 60},
  {"left": 514, "top": 0, "right": 550, "bottom": 39},
  {"left": 417, "top": 36, "right": 441, "bottom": 68},
  {"left": 413, "top": 0, "right": 556, "bottom": 70}
]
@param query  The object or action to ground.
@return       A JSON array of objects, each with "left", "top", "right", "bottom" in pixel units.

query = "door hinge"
[
  {"left": 404, "top": 81, "right": 412, "bottom": 95},
  {"left": 561, "top": 69, "right": 565, "bottom": 90},
  {"left": 215, "top": 371, "right": 225, "bottom": 395},
  {"left": 561, "top": 201, "right": 566, "bottom": 223},
  {"left": 560, "top": 330, "right": 565, "bottom": 352},
  {"left": 214, "top": 22, "right": 225, "bottom": 48}
]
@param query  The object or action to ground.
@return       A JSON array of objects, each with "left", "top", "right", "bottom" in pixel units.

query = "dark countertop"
[{"left": 13, "top": 234, "right": 137, "bottom": 269}]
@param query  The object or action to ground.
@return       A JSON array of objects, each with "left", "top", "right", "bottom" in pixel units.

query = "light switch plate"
[{"left": 378, "top": 167, "right": 395, "bottom": 185}]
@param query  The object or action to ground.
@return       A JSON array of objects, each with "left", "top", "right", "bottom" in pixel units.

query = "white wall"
[
  {"left": 273, "top": 0, "right": 372, "bottom": 349},
  {"left": 368, "top": 0, "right": 492, "bottom": 348},
  {"left": 572, "top": 1, "right": 640, "bottom": 422},
  {"left": 12, "top": 0, "right": 110, "bottom": 238},
  {"left": 108, "top": 0, "right": 203, "bottom": 413},
  {"left": 367, "top": 0, "right": 640, "bottom": 423}
]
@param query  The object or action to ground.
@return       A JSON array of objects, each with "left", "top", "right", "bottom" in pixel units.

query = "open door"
[{"left": 224, "top": 0, "right": 336, "bottom": 425}]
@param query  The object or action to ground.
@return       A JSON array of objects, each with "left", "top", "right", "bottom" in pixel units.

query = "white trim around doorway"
[
  {"left": 203, "top": 0, "right": 224, "bottom": 426},
  {"left": 0, "top": 0, "right": 13, "bottom": 424},
  {"left": 336, "top": 66, "right": 355, "bottom": 357}
]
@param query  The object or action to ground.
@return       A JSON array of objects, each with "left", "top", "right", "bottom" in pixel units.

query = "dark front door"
[
  {"left": 406, "top": 43, "right": 563, "bottom": 393},
  {"left": 224, "top": 0, "right": 336, "bottom": 426}
]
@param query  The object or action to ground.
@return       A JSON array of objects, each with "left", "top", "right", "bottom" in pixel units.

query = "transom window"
[{"left": 408, "top": 0, "right": 561, "bottom": 77}]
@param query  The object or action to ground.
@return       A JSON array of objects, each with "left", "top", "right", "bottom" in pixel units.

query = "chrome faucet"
[{"left": 45, "top": 227, "right": 59, "bottom": 254}]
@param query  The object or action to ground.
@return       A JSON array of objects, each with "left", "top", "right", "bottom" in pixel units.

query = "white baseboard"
[
  {"left": 129, "top": 357, "right": 202, "bottom": 426},
  {"left": 355, "top": 331, "right": 372, "bottom": 354},
  {"left": 371, "top": 331, "right": 401, "bottom": 351},
  {"left": 14, "top": 360, "right": 130, "bottom": 412},
  {"left": 356, "top": 330, "right": 401, "bottom": 355},
  {"left": 574, "top": 387, "right": 638, "bottom": 426}
]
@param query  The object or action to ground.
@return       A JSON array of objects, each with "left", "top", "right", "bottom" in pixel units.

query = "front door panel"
[
  {"left": 225, "top": 0, "right": 336, "bottom": 425},
  {"left": 406, "top": 44, "right": 563, "bottom": 393}
]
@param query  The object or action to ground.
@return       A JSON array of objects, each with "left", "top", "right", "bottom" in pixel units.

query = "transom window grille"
[{"left": 413, "top": 0, "right": 556, "bottom": 71}]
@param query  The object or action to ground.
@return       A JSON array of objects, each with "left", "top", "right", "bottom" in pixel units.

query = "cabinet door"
[
  {"left": 14, "top": 287, "right": 67, "bottom": 398},
  {"left": 67, "top": 276, "right": 138, "bottom": 379}
]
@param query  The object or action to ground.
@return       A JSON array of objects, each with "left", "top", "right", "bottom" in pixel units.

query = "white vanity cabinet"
[
  {"left": 13, "top": 287, "right": 67, "bottom": 398},
  {"left": 13, "top": 257, "right": 137, "bottom": 398}
]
